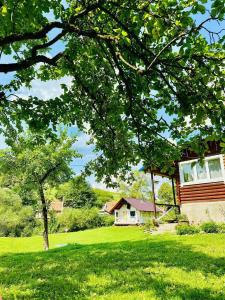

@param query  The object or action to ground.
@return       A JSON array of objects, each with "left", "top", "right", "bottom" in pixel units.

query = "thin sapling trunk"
[{"left": 39, "top": 184, "right": 49, "bottom": 250}]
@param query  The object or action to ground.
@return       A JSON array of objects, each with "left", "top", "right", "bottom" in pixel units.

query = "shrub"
[
  {"left": 58, "top": 207, "right": 111, "bottom": 232},
  {"left": 48, "top": 211, "right": 60, "bottom": 233},
  {"left": 177, "top": 214, "right": 189, "bottom": 224},
  {"left": 218, "top": 223, "right": 225, "bottom": 233},
  {"left": 0, "top": 188, "right": 36, "bottom": 237},
  {"left": 176, "top": 224, "right": 200, "bottom": 235},
  {"left": 201, "top": 222, "right": 219, "bottom": 233},
  {"left": 160, "top": 207, "right": 179, "bottom": 223},
  {"left": 144, "top": 219, "right": 158, "bottom": 231},
  {"left": 101, "top": 214, "right": 114, "bottom": 226}
]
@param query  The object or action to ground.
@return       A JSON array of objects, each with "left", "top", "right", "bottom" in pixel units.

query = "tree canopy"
[
  {"left": 118, "top": 171, "right": 154, "bottom": 201},
  {"left": 157, "top": 182, "right": 174, "bottom": 205},
  {"left": 57, "top": 176, "right": 97, "bottom": 208},
  {"left": 0, "top": 130, "right": 80, "bottom": 249},
  {"left": 1, "top": 0, "right": 225, "bottom": 183},
  {"left": 93, "top": 188, "right": 120, "bottom": 207}
]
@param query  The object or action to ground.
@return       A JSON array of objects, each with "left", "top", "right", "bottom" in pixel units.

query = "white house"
[{"left": 109, "top": 198, "right": 162, "bottom": 225}]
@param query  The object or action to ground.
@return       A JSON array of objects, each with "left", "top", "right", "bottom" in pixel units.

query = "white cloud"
[{"left": 18, "top": 76, "right": 72, "bottom": 100}]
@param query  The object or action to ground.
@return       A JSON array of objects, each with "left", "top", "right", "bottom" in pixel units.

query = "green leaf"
[
  {"left": 122, "top": 30, "right": 128, "bottom": 37},
  {"left": 1, "top": 5, "right": 7, "bottom": 15}
]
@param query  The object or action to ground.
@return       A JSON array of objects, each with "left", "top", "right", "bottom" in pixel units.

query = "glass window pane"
[
  {"left": 208, "top": 158, "right": 222, "bottom": 179},
  {"left": 181, "top": 163, "right": 194, "bottom": 183},
  {"left": 130, "top": 211, "right": 135, "bottom": 217},
  {"left": 196, "top": 161, "right": 207, "bottom": 180}
]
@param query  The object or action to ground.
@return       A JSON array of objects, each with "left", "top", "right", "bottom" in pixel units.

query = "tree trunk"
[{"left": 39, "top": 184, "right": 49, "bottom": 250}]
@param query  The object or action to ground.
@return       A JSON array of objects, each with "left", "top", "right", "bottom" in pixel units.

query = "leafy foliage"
[
  {"left": 177, "top": 214, "right": 189, "bottom": 224},
  {"left": 0, "top": 1, "right": 225, "bottom": 183},
  {"left": 58, "top": 207, "right": 114, "bottom": 232},
  {"left": 176, "top": 224, "right": 200, "bottom": 235},
  {"left": 159, "top": 207, "right": 179, "bottom": 223},
  {"left": 93, "top": 188, "right": 120, "bottom": 208},
  {"left": 157, "top": 182, "right": 174, "bottom": 205},
  {"left": 200, "top": 222, "right": 220, "bottom": 233},
  {"left": 0, "top": 188, "right": 35, "bottom": 237},
  {"left": 57, "top": 176, "right": 97, "bottom": 208},
  {"left": 118, "top": 171, "right": 153, "bottom": 201},
  {"left": 0, "top": 130, "right": 80, "bottom": 249}
]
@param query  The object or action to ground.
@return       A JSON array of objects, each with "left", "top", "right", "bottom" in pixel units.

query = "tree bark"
[{"left": 39, "top": 184, "right": 49, "bottom": 250}]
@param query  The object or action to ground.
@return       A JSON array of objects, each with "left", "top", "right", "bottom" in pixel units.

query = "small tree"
[
  {"left": 57, "top": 176, "right": 97, "bottom": 208},
  {"left": 118, "top": 171, "right": 155, "bottom": 201},
  {"left": 158, "top": 182, "right": 174, "bottom": 205},
  {"left": 0, "top": 131, "right": 80, "bottom": 250},
  {"left": 93, "top": 188, "right": 120, "bottom": 208}
]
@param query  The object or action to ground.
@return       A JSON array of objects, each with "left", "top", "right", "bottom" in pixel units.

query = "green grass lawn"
[{"left": 0, "top": 227, "right": 224, "bottom": 300}]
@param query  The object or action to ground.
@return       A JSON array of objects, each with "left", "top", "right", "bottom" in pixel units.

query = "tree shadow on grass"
[{"left": 0, "top": 237, "right": 224, "bottom": 299}]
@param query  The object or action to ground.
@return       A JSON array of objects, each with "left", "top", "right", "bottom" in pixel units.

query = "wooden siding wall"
[{"left": 178, "top": 155, "right": 225, "bottom": 204}]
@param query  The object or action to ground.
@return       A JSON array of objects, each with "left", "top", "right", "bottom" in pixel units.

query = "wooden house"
[
  {"left": 109, "top": 198, "right": 162, "bottom": 225},
  {"left": 147, "top": 141, "right": 225, "bottom": 224}
]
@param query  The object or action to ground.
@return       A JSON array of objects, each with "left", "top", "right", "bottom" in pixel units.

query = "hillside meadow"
[{"left": 0, "top": 226, "right": 224, "bottom": 300}]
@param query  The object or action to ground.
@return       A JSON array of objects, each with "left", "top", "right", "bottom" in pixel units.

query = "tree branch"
[
  {"left": 0, "top": 53, "right": 63, "bottom": 73},
  {"left": 40, "top": 162, "right": 62, "bottom": 184}
]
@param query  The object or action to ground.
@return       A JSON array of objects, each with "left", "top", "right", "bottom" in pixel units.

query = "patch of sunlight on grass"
[
  {"left": 0, "top": 226, "right": 147, "bottom": 254},
  {"left": 0, "top": 227, "right": 224, "bottom": 299}
]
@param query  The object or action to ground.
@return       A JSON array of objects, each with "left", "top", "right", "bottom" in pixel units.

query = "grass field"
[{"left": 0, "top": 227, "right": 224, "bottom": 300}]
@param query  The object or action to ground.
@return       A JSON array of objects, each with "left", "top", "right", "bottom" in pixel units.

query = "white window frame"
[{"left": 179, "top": 154, "right": 225, "bottom": 186}]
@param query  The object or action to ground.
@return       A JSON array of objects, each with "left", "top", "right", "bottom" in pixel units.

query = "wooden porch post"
[
  {"left": 150, "top": 171, "right": 157, "bottom": 218},
  {"left": 171, "top": 177, "right": 176, "bottom": 206}
]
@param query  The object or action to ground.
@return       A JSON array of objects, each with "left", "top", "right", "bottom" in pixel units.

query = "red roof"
[{"left": 109, "top": 198, "right": 162, "bottom": 213}]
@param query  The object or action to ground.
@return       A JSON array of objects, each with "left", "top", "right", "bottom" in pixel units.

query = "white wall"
[
  {"left": 114, "top": 204, "right": 152, "bottom": 225},
  {"left": 181, "top": 201, "right": 225, "bottom": 224}
]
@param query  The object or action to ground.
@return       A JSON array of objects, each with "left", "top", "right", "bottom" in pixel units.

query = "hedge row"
[{"left": 176, "top": 221, "right": 225, "bottom": 235}]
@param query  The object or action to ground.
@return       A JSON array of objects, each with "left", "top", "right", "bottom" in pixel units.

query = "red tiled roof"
[{"left": 109, "top": 198, "right": 162, "bottom": 213}]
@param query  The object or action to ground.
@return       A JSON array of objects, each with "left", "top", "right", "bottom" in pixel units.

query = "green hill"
[{"left": 93, "top": 188, "right": 120, "bottom": 207}]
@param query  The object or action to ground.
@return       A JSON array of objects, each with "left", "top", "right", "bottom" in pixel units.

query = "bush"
[
  {"left": 218, "top": 223, "right": 225, "bottom": 233},
  {"left": 0, "top": 188, "right": 36, "bottom": 237},
  {"left": 201, "top": 222, "right": 219, "bottom": 233},
  {"left": 176, "top": 224, "right": 200, "bottom": 235},
  {"left": 58, "top": 207, "right": 112, "bottom": 232},
  {"left": 48, "top": 211, "right": 60, "bottom": 233},
  {"left": 177, "top": 214, "right": 189, "bottom": 224},
  {"left": 101, "top": 214, "right": 114, "bottom": 226},
  {"left": 144, "top": 219, "right": 159, "bottom": 231},
  {"left": 160, "top": 207, "right": 179, "bottom": 223}
]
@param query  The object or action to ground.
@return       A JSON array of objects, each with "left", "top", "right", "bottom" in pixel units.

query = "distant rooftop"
[{"left": 109, "top": 198, "right": 162, "bottom": 213}]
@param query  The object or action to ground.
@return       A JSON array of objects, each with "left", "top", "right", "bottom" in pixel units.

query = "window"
[
  {"left": 115, "top": 211, "right": 118, "bottom": 217},
  {"left": 180, "top": 162, "right": 194, "bottom": 182},
  {"left": 196, "top": 161, "right": 207, "bottom": 180},
  {"left": 179, "top": 155, "right": 224, "bottom": 185},
  {"left": 208, "top": 158, "right": 222, "bottom": 179},
  {"left": 130, "top": 211, "right": 136, "bottom": 217},
  {"left": 127, "top": 203, "right": 131, "bottom": 209}
]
